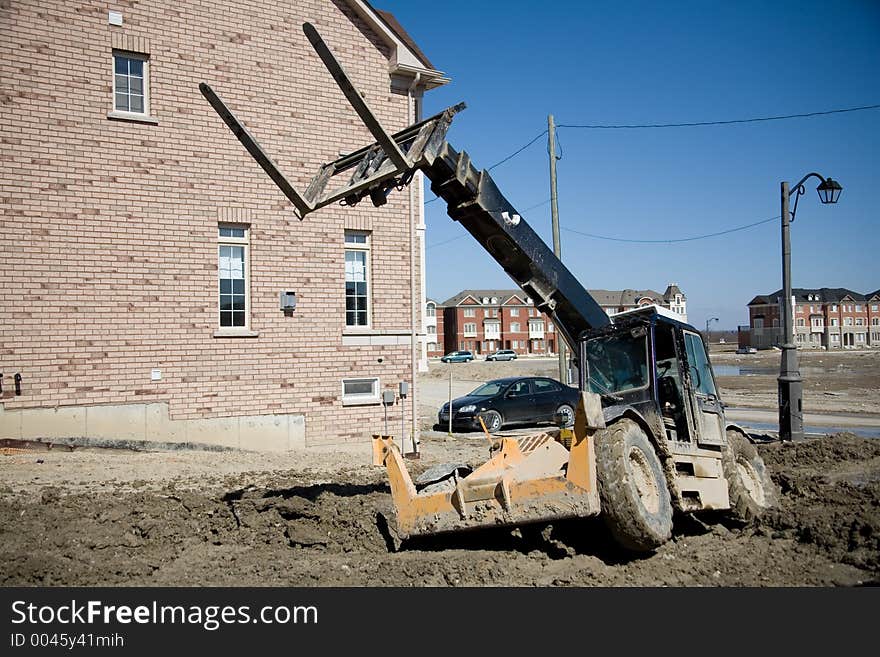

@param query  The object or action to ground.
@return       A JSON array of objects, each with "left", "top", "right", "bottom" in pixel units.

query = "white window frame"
[
  {"left": 344, "top": 231, "right": 371, "bottom": 328},
  {"left": 426, "top": 304, "right": 436, "bottom": 317},
  {"left": 109, "top": 50, "right": 157, "bottom": 124},
  {"left": 510, "top": 308, "right": 519, "bottom": 316},
  {"left": 510, "top": 322, "right": 521, "bottom": 332},
  {"left": 463, "top": 322, "right": 477, "bottom": 336},
  {"left": 216, "top": 224, "right": 253, "bottom": 335},
  {"left": 463, "top": 308, "right": 475, "bottom": 317},
  {"left": 341, "top": 377, "right": 380, "bottom": 406}
]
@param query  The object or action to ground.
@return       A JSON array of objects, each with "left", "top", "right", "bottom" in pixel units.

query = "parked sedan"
[
  {"left": 437, "top": 376, "right": 578, "bottom": 432},
  {"left": 440, "top": 350, "right": 474, "bottom": 363},
  {"left": 485, "top": 349, "right": 517, "bottom": 361}
]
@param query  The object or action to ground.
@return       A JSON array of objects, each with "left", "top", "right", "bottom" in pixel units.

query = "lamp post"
[
  {"left": 778, "top": 173, "right": 842, "bottom": 442},
  {"left": 705, "top": 317, "right": 719, "bottom": 348}
]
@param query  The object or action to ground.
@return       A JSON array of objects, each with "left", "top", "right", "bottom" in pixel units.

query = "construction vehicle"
[{"left": 200, "top": 23, "right": 776, "bottom": 553}]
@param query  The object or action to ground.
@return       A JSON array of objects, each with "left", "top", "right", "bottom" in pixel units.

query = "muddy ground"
[{"left": 1, "top": 430, "right": 879, "bottom": 586}]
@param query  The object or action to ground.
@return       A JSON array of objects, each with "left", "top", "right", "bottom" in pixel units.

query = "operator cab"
[{"left": 580, "top": 306, "right": 725, "bottom": 447}]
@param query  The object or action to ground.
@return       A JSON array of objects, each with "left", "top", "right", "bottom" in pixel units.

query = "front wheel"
[
  {"left": 595, "top": 419, "right": 673, "bottom": 553},
  {"left": 481, "top": 410, "right": 503, "bottom": 433},
  {"left": 554, "top": 404, "right": 574, "bottom": 428},
  {"left": 722, "top": 429, "right": 776, "bottom": 521}
]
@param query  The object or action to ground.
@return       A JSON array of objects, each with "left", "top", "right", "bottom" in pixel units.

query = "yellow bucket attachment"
[{"left": 373, "top": 392, "right": 605, "bottom": 545}]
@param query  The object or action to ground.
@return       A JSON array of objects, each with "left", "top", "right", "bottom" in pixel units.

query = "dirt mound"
[{"left": 754, "top": 435, "right": 880, "bottom": 573}]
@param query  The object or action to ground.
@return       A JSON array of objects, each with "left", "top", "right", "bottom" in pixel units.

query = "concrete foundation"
[{"left": 0, "top": 402, "right": 306, "bottom": 452}]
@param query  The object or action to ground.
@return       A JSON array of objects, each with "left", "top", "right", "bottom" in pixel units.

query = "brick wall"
[{"left": 0, "top": 0, "right": 426, "bottom": 445}]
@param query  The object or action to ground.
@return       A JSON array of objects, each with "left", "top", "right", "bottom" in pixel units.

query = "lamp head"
[{"left": 816, "top": 177, "right": 842, "bottom": 204}]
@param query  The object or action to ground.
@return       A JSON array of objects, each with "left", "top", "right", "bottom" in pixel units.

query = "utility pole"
[
  {"left": 778, "top": 181, "right": 803, "bottom": 442},
  {"left": 548, "top": 114, "right": 567, "bottom": 383}
]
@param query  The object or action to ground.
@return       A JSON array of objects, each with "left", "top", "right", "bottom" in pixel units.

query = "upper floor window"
[
  {"left": 463, "top": 308, "right": 475, "bottom": 317},
  {"left": 856, "top": 305, "right": 863, "bottom": 312},
  {"left": 872, "top": 305, "right": 879, "bottom": 312},
  {"left": 344, "top": 231, "right": 370, "bottom": 327},
  {"left": 218, "top": 225, "right": 249, "bottom": 329},
  {"left": 510, "top": 308, "right": 519, "bottom": 316},
  {"left": 426, "top": 304, "right": 436, "bottom": 317},
  {"left": 113, "top": 51, "right": 149, "bottom": 116},
  {"left": 510, "top": 322, "right": 521, "bottom": 332},
  {"left": 831, "top": 304, "right": 838, "bottom": 312}
]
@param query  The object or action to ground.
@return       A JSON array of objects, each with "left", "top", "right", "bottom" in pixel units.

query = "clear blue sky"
[{"left": 378, "top": 0, "right": 880, "bottom": 331}]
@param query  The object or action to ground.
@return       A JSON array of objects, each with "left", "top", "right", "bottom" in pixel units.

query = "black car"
[{"left": 437, "top": 376, "right": 578, "bottom": 432}]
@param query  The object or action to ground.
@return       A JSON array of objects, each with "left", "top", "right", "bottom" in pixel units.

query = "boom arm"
[{"left": 200, "top": 23, "right": 612, "bottom": 353}]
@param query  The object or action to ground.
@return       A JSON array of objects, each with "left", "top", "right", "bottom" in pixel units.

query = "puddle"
[{"left": 713, "top": 365, "right": 828, "bottom": 377}]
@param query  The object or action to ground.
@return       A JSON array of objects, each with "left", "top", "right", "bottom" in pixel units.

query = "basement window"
[{"left": 342, "top": 378, "right": 380, "bottom": 406}]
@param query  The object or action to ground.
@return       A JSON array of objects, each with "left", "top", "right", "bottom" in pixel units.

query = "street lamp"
[
  {"left": 778, "top": 173, "right": 842, "bottom": 442},
  {"left": 705, "top": 317, "right": 719, "bottom": 348}
]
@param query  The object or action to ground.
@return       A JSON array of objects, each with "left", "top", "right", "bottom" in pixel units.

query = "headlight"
[{"left": 459, "top": 405, "right": 476, "bottom": 413}]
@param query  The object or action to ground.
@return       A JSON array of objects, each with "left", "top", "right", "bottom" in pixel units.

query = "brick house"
[
  {"left": 435, "top": 284, "right": 686, "bottom": 356},
  {"left": 743, "top": 287, "right": 880, "bottom": 350},
  {"left": 0, "top": 1, "right": 448, "bottom": 450}
]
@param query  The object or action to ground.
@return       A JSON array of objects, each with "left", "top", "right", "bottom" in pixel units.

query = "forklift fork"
[{"left": 200, "top": 23, "right": 464, "bottom": 220}]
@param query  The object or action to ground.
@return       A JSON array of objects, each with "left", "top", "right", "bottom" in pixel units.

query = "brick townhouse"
[
  {"left": 435, "top": 285, "right": 686, "bottom": 356},
  {"left": 0, "top": 1, "right": 448, "bottom": 449},
  {"left": 744, "top": 287, "right": 880, "bottom": 350}
]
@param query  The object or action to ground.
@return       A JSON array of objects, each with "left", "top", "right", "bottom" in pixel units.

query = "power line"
[
  {"left": 425, "top": 234, "right": 467, "bottom": 250},
  {"left": 487, "top": 129, "right": 548, "bottom": 170},
  {"left": 558, "top": 103, "right": 880, "bottom": 130},
  {"left": 562, "top": 215, "right": 780, "bottom": 243}
]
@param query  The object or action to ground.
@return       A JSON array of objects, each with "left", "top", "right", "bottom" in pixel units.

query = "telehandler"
[{"left": 201, "top": 23, "right": 776, "bottom": 552}]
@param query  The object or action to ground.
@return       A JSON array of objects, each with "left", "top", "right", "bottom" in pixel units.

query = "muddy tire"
[
  {"left": 482, "top": 410, "right": 503, "bottom": 433},
  {"left": 595, "top": 418, "right": 673, "bottom": 553},
  {"left": 722, "top": 429, "right": 776, "bottom": 521}
]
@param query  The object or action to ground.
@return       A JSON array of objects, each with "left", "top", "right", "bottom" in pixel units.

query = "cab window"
[
  {"left": 683, "top": 332, "right": 718, "bottom": 397},
  {"left": 585, "top": 331, "right": 648, "bottom": 394}
]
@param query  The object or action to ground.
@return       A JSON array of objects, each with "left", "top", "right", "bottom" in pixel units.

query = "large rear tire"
[
  {"left": 595, "top": 418, "right": 673, "bottom": 552},
  {"left": 722, "top": 429, "right": 776, "bottom": 521}
]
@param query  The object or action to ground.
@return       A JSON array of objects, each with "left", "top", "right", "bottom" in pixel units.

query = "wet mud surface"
[{"left": 1, "top": 432, "right": 878, "bottom": 586}]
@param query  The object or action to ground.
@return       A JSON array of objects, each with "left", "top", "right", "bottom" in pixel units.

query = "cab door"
[{"left": 682, "top": 331, "right": 725, "bottom": 446}]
